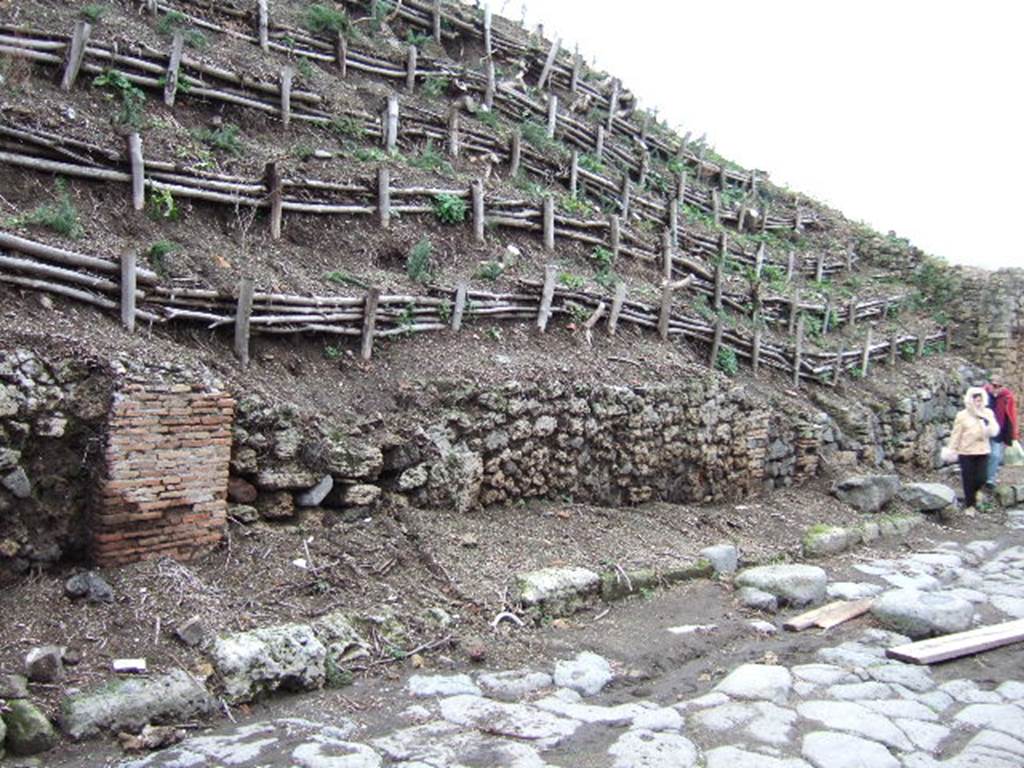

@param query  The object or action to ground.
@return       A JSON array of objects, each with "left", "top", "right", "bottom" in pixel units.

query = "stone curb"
[{"left": 801, "top": 514, "right": 922, "bottom": 559}]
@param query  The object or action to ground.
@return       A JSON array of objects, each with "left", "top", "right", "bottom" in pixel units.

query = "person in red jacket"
[{"left": 985, "top": 376, "right": 1020, "bottom": 487}]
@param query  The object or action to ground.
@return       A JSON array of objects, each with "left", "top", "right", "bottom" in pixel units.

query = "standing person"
[
  {"left": 984, "top": 376, "right": 1019, "bottom": 488},
  {"left": 945, "top": 386, "right": 999, "bottom": 514}
]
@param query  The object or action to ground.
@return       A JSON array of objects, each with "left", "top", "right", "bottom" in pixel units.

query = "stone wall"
[
  {"left": 94, "top": 379, "right": 234, "bottom": 567},
  {"left": 951, "top": 268, "right": 1024, "bottom": 395}
]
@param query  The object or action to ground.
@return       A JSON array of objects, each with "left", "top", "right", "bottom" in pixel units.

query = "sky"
[{"left": 490, "top": 1, "right": 1022, "bottom": 271}]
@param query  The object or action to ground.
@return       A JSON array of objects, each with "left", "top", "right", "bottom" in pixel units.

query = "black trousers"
[{"left": 959, "top": 454, "right": 988, "bottom": 507}]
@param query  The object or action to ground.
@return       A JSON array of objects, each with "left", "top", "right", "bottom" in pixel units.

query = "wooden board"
[
  {"left": 783, "top": 599, "right": 873, "bottom": 632},
  {"left": 886, "top": 619, "right": 1024, "bottom": 665}
]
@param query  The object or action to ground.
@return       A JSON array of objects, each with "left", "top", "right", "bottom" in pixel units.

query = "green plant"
[
  {"left": 352, "top": 147, "right": 387, "bottom": 162},
  {"left": 476, "top": 109, "right": 500, "bottom": 129},
  {"left": 294, "top": 143, "right": 316, "bottom": 161},
  {"left": 92, "top": 70, "right": 146, "bottom": 128},
  {"left": 396, "top": 302, "right": 416, "bottom": 331},
  {"left": 476, "top": 261, "right": 503, "bottom": 281},
  {"left": 325, "top": 269, "right": 368, "bottom": 288},
  {"left": 156, "top": 10, "right": 206, "bottom": 48},
  {"left": 558, "top": 272, "right": 585, "bottom": 290},
  {"left": 520, "top": 120, "right": 555, "bottom": 153},
  {"left": 715, "top": 346, "right": 738, "bottom": 376},
  {"left": 406, "top": 238, "right": 433, "bottom": 283},
  {"left": 802, "top": 312, "right": 824, "bottom": 339},
  {"left": 368, "top": 0, "right": 393, "bottom": 34},
  {"left": 560, "top": 194, "right": 591, "bottom": 217},
  {"left": 692, "top": 294, "right": 715, "bottom": 321},
  {"left": 566, "top": 302, "right": 589, "bottom": 324},
  {"left": 432, "top": 193, "right": 467, "bottom": 224},
  {"left": 437, "top": 299, "right": 452, "bottom": 324},
  {"left": 19, "top": 179, "right": 83, "bottom": 238},
  {"left": 594, "top": 269, "right": 619, "bottom": 290},
  {"left": 422, "top": 76, "right": 449, "bottom": 99},
  {"left": 512, "top": 173, "right": 545, "bottom": 200},
  {"left": 330, "top": 115, "right": 364, "bottom": 139},
  {"left": 81, "top": 3, "right": 106, "bottom": 22},
  {"left": 193, "top": 124, "right": 244, "bottom": 155},
  {"left": 591, "top": 246, "right": 613, "bottom": 272},
  {"left": 296, "top": 58, "right": 315, "bottom": 80},
  {"left": 303, "top": 3, "right": 349, "bottom": 35},
  {"left": 761, "top": 264, "right": 786, "bottom": 288},
  {"left": 147, "top": 188, "right": 181, "bottom": 221},
  {"left": 578, "top": 153, "right": 605, "bottom": 175},
  {"left": 323, "top": 344, "right": 342, "bottom": 360},
  {"left": 406, "top": 30, "right": 430, "bottom": 47},
  {"left": 145, "top": 239, "right": 177, "bottom": 259},
  {"left": 485, "top": 327, "right": 502, "bottom": 342},
  {"left": 409, "top": 140, "right": 449, "bottom": 173}
]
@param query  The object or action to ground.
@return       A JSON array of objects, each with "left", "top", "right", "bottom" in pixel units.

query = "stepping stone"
[
  {"left": 438, "top": 695, "right": 580, "bottom": 746},
  {"left": 713, "top": 664, "right": 792, "bottom": 704},
  {"left": 796, "top": 700, "right": 912, "bottom": 750},
  {"left": 827, "top": 582, "right": 884, "bottom": 600},
  {"left": 737, "top": 587, "right": 778, "bottom": 612},
  {"left": 408, "top": 674, "right": 480, "bottom": 698},
  {"left": 955, "top": 703, "right": 1024, "bottom": 736},
  {"left": 899, "top": 483, "right": 956, "bottom": 512},
  {"left": 608, "top": 729, "right": 698, "bottom": 768},
  {"left": 801, "top": 731, "right": 899, "bottom": 768},
  {"left": 896, "top": 717, "right": 950, "bottom": 752},
  {"left": 700, "top": 544, "right": 739, "bottom": 575},
  {"left": 477, "top": 670, "right": 552, "bottom": 700},
  {"left": 704, "top": 745, "right": 812, "bottom": 768},
  {"left": 553, "top": 652, "right": 613, "bottom": 696},
  {"left": 735, "top": 565, "right": 827, "bottom": 607},
  {"left": 871, "top": 589, "right": 973, "bottom": 639}
]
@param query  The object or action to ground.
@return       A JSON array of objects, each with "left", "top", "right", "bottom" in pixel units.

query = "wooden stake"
[
  {"left": 361, "top": 287, "right": 380, "bottom": 361},
  {"left": 537, "top": 265, "right": 557, "bottom": 332},
  {"left": 888, "top": 337, "right": 898, "bottom": 366},
  {"left": 384, "top": 95, "right": 399, "bottom": 152},
  {"left": 451, "top": 282, "right": 467, "bottom": 331},
  {"left": 607, "top": 79, "right": 619, "bottom": 130},
  {"left": 608, "top": 282, "right": 626, "bottom": 335},
  {"left": 815, "top": 252, "right": 825, "bottom": 283},
  {"left": 570, "top": 53, "right": 582, "bottom": 93},
  {"left": 788, "top": 294, "right": 799, "bottom": 334},
  {"left": 793, "top": 314, "right": 805, "bottom": 387},
  {"left": 127, "top": 133, "right": 144, "bottom": 212},
  {"left": 543, "top": 196, "right": 555, "bottom": 252},
  {"left": 668, "top": 199, "right": 679, "bottom": 247},
  {"left": 710, "top": 318, "right": 724, "bottom": 368},
  {"left": 713, "top": 233, "right": 727, "bottom": 311},
  {"left": 163, "top": 32, "right": 184, "bottom": 106},
  {"left": 711, "top": 189, "right": 721, "bottom": 226},
  {"left": 658, "top": 282, "right": 673, "bottom": 341},
  {"left": 638, "top": 146, "right": 649, "bottom": 188},
  {"left": 620, "top": 176, "right": 631, "bottom": 220},
  {"left": 822, "top": 294, "right": 832, "bottom": 335},
  {"left": 264, "top": 162, "right": 283, "bottom": 239},
  {"left": 761, "top": 204, "right": 770, "bottom": 235},
  {"left": 485, "top": 59, "right": 495, "bottom": 110},
  {"left": 471, "top": 180, "right": 485, "bottom": 243},
  {"left": 860, "top": 327, "right": 873, "bottom": 377},
  {"left": 609, "top": 214, "right": 620, "bottom": 263},
  {"left": 696, "top": 146, "right": 706, "bottom": 182},
  {"left": 432, "top": 0, "right": 442, "bottom": 45},
  {"left": 377, "top": 166, "right": 391, "bottom": 228},
  {"left": 509, "top": 128, "right": 521, "bottom": 176},
  {"left": 538, "top": 36, "right": 561, "bottom": 90},
  {"left": 676, "top": 169, "right": 687, "bottom": 204},
  {"left": 754, "top": 242, "right": 765, "bottom": 279},
  {"left": 335, "top": 31, "right": 348, "bottom": 78},
  {"left": 568, "top": 151, "right": 580, "bottom": 197},
  {"left": 786, "top": 250, "right": 796, "bottom": 283},
  {"left": 546, "top": 93, "right": 558, "bottom": 139},
  {"left": 832, "top": 348, "right": 844, "bottom": 386},
  {"left": 406, "top": 44, "right": 418, "bottom": 92},
  {"left": 595, "top": 125, "right": 606, "bottom": 159},
  {"left": 61, "top": 21, "right": 91, "bottom": 91},
  {"left": 120, "top": 250, "right": 136, "bottom": 333},
  {"left": 483, "top": 7, "right": 493, "bottom": 56},
  {"left": 257, "top": 0, "right": 269, "bottom": 51},
  {"left": 661, "top": 229, "right": 672, "bottom": 281},
  {"left": 234, "top": 276, "right": 255, "bottom": 367},
  {"left": 752, "top": 315, "right": 762, "bottom": 375},
  {"left": 848, "top": 296, "right": 858, "bottom": 328},
  {"left": 279, "top": 66, "right": 293, "bottom": 128},
  {"left": 583, "top": 301, "right": 606, "bottom": 346}
]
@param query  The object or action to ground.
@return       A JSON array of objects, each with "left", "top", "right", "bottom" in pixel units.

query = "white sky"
[{"left": 491, "top": 0, "right": 1023, "bottom": 271}]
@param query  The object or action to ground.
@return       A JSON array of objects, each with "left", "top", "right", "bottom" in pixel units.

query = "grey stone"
[
  {"left": 803, "top": 525, "right": 857, "bottom": 557},
  {"left": 312, "top": 611, "right": 370, "bottom": 669},
  {"left": 0, "top": 673, "right": 29, "bottom": 699},
  {"left": 477, "top": 669, "right": 553, "bottom": 700},
  {"left": 397, "top": 464, "right": 429, "bottom": 491},
  {"left": 735, "top": 564, "right": 827, "bottom": 607},
  {"left": 691, "top": 701, "right": 758, "bottom": 732},
  {"left": 895, "top": 718, "right": 950, "bottom": 752},
  {"left": 339, "top": 484, "right": 381, "bottom": 508},
  {"left": 428, "top": 446, "right": 483, "bottom": 513},
  {"left": 608, "top": 729, "right": 698, "bottom": 767},
  {"left": 801, "top": 731, "right": 899, "bottom": 768},
  {"left": 533, "top": 691, "right": 649, "bottom": 725},
  {"left": 64, "top": 571, "right": 115, "bottom": 604},
  {"left": 631, "top": 707, "right": 683, "bottom": 732},
  {"left": 825, "top": 681, "right": 893, "bottom": 700},
  {"left": 296, "top": 475, "right": 333, "bottom": 507},
  {"left": 407, "top": 674, "right": 480, "bottom": 698},
  {"left": 228, "top": 504, "right": 259, "bottom": 524},
  {"left": 737, "top": 587, "right": 778, "bottom": 612},
  {"left": 955, "top": 703, "right": 1024, "bottom": 736},
  {"left": 792, "top": 664, "right": 855, "bottom": 686},
  {"left": 438, "top": 694, "right": 579, "bottom": 744},
  {"left": 0, "top": 447, "right": 20, "bottom": 471},
  {"left": 211, "top": 624, "right": 327, "bottom": 703},
  {"left": 24, "top": 646, "right": 63, "bottom": 683},
  {"left": 900, "top": 482, "right": 957, "bottom": 512},
  {"left": 713, "top": 664, "right": 792, "bottom": 704},
  {"left": 705, "top": 745, "right": 812, "bottom": 768},
  {"left": 700, "top": 544, "right": 738, "bottom": 575},
  {"left": 256, "top": 491, "right": 295, "bottom": 520},
  {"left": 323, "top": 438, "right": 383, "bottom": 480},
  {"left": 862, "top": 699, "right": 939, "bottom": 721},
  {"left": 2, "top": 467, "right": 31, "bottom": 499},
  {"left": 60, "top": 669, "right": 215, "bottom": 741},
  {"left": 256, "top": 466, "right": 319, "bottom": 491},
  {"left": 832, "top": 474, "right": 900, "bottom": 513},
  {"left": 516, "top": 567, "right": 599, "bottom": 606},
  {"left": 871, "top": 589, "right": 973, "bottom": 638},
  {"left": 174, "top": 617, "right": 207, "bottom": 648},
  {"left": 865, "top": 663, "right": 935, "bottom": 692},
  {"left": 745, "top": 701, "right": 798, "bottom": 744},
  {"left": 1, "top": 700, "right": 57, "bottom": 756},
  {"left": 797, "top": 700, "right": 911, "bottom": 750},
  {"left": 553, "top": 651, "right": 613, "bottom": 696},
  {"left": 827, "top": 582, "right": 884, "bottom": 600}
]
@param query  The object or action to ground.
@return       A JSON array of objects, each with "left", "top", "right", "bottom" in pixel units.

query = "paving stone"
[
  {"left": 734, "top": 565, "right": 827, "bottom": 607},
  {"left": 532, "top": 693, "right": 649, "bottom": 726},
  {"left": 862, "top": 699, "right": 939, "bottom": 721},
  {"left": 796, "top": 700, "right": 912, "bottom": 750},
  {"left": 704, "top": 745, "right": 812, "bottom": 768},
  {"left": 990, "top": 595, "right": 1024, "bottom": 618},
  {"left": 816, "top": 641, "right": 886, "bottom": 668},
  {"left": 552, "top": 652, "right": 612, "bottom": 696},
  {"left": 946, "top": 588, "right": 989, "bottom": 604},
  {"left": 438, "top": 695, "right": 579, "bottom": 745},
  {"left": 800, "top": 731, "right": 899, "bottom": 768},
  {"left": 966, "top": 729, "right": 1024, "bottom": 758},
  {"left": 713, "top": 664, "right": 792, "bottom": 704},
  {"left": 995, "top": 681, "right": 1024, "bottom": 702},
  {"left": 608, "top": 729, "right": 698, "bottom": 768},
  {"left": 879, "top": 573, "right": 942, "bottom": 591},
  {"left": 940, "top": 680, "right": 1004, "bottom": 704},
  {"left": 827, "top": 582, "right": 884, "bottom": 600},
  {"left": 895, "top": 718, "right": 950, "bottom": 752},
  {"left": 700, "top": 544, "right": 739, "bottom": 575},
  {"left": 824, "top": 681, "right": 893, "bottom": 700},
  {"left": 792, "top": 664, "right": 856, "bottom": 686},
  {"left": 289, "top": 739, "right": 382, "bottom": 768},
  {"left": 737, "top": 587, "right": 778, "bottom": 612},
  {"left": 477, "top": 670, "right": 552, "bottom": 700},
  {"left": 954, "top": 703, "right": 1024, "bottom": 736},
  {"left": 746, "top": 702, "right": 798, "bottom": 744},
  {"left": 673, "top": 692, "right": 730, "bottom": 712},
  {"left": 908, "top": 690, "right": 955, "bottom": 714},
  {"left": 871, "top": 589, "right": 973, "bottom": 639},
  {"left": 690, "top": 702, "right": 758, "bottom": 732},
  {"left": 630, "top": 707, "right": 683, "bottom": 732},
  {"left": 865, "top": 663, "right": 935, "bottom": 693},
  {"left": 407, "top": 674, "right": 481, "bottom": 698},
  {"left": 372, "top": 721, "right": 545, "bottom": 767}
]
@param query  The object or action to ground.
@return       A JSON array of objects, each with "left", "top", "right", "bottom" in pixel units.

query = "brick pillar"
[{"left": 94, "top": 380, "right": 235, "bottom": 567}]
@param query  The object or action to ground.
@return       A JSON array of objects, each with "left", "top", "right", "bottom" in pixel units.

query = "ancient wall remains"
[{"left": 953, "top": 268, "right": 1024, "bottom": 394}]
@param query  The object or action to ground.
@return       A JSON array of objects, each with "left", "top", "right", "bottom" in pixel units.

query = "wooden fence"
[{"left": 0, "top": 230, "right": 947, "bottom": 386}]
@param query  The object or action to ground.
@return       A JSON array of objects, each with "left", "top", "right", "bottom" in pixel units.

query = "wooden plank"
[
  {"left": 537, "top": 36, "right": 561, "bottom": 90},
  {"left": 127, "top": 132, "right": 144, "bottom": 212},
  {"left": 608, "top": 282, "right": 626, "bottom": 335},
  {"left": 163, "top": 32, "right": 184, "bottom": 106},
  {"left": 471, "top": 180, "right": 484, "bottom": 243},
  {"left": 377, "top": 166, "right": 390, "bottom": 228},
  {"left": 120, "top": 250, "right": 136, "bottom": 333},
  {"left": 234, "top": 276, "right": 255, "bottom": 367},
  {"left": 60, "top": 20, "right": 91, "bottom": 91},
  {"left": 537, "top": 265, "right": 557, "bottom": 332},
  {"left": 451, "top": 282, "right": 467, "bottom": 332},
  {"left": 783, "top": 599, "right": 873, "bottom": 632},
  {"left": 361, "top": 287, "right": 380, "bottom": 360},
  {"left": 887, "top": 619, "right": 1024, "bottom": 665}
]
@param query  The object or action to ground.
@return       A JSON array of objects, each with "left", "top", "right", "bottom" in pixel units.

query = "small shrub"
[
  {"left": 560, "top": 194, "right": 591, "bottom": 217},
  {"left": 406, "top": 30, "right": 429, "bottom": 48},
  {"left": 147, "top": 188, "right": 180, "bottom": 221},
  {"left": 558, "top": 272, "right": 585, "bottom": 290},
  {"left": 422, "top": 76, "right": 448, "bottom": 99},
  {"left": 294, "top": 143, "right": 316, "bottom": 161},
  {"left": 578, "top": 153, "right": 605, "bottom": 174},
  {"left": 303, "top": 4, "right": 349, "bottom": 35},
  {"left": 325, "top": 269, "right": 368, "bottom": 288},
  {"left": 156, "top": 10, "right": 206, "bottom": 48},
  {"left": 520, "top": 120, "right": 554, "bottom": 153},
  {"left": 409, "top": 140, "right": 449, "bottom": 173},
  {"left": 476, "top": 261, "right": 503, "bottom": 281},
  {"left": 715, "top": 346, "right": 739, "bottom": 376},
  {"left": 81, "top": 3, "right": 106, "bottom": 22},
  {"left": 330, "top": 115, "right": 364, "bottom": 139},
  {"left": 566, "top": 302, "right": 589, "bottom": 324},
  {"left": 93, "top": 70, "right": 146, "bottom": 128},
  {"left": 352, "top": 147, "right": 387, "bottom": 163},
  {"left": 591, "top": 246, "right": 613, "bottom": 271},
  {"left": 594, "top": 269, "right": 619, "bottom": 290},
  {"left": 476, "top": 109, "right": 499, "bottom": 129},
  {"left": 323, "top": 344, "right": 342, "bottom": 361},
  {"left": 432, "top": 193, "right": 467, "bottom": 224},
  {"left": 406, "top": 238, "right": 432, "bottom": 283},
  {"left": 760, "top": 264, "right": 786, "bottom": 287},
  {"left": 295, "top": 58, "right": 315, "bottom": 80},
  {"left": 193, "top": 124, "right": 244, "bottom": 155},
  {"left": 19, "top": 179, "right": 83, "bottom": 239}
]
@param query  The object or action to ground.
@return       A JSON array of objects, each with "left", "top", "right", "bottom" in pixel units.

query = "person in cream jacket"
[{"left": 946, "top": 386, "right": 999, "bottom": 512}]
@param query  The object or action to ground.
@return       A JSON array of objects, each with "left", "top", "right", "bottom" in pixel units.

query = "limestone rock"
[
  {"left": 340, "top": 484, "right": 381, "bottom": 508},
  {"left": 407, "top": 674, "right": 480, "bottom": 698},
  {"left": 801, "top": 731, "right": 899, "bottom": 768},
  {"left": 228, "top": 504, "right": 259, "bottom": 524},
  {"left": 2, "top": 467, "right": 31, "bottom": 499},
  {"left": 428, "top": 446, "right": 483, "bottom": 513},
  {"left": 802, "top": 525, "right": 857, "bottom": 558},
  {"left": 735, "top": 564, "right": 827, "bottom": 607},
  {"left": 0, "top": 673, "right": 29, "bottom": 699},
  {"left": 516, "top": 567, "right": 600, "bottom": 613},
  {"left": 174, "top": 617, "right": 207, "bottom": 648},
  {"left": 211, "top": 624, "right": 327, "bottom": 703},
  {"left": 256, "top": 491, "right": 295, "bottom": 520},
  {"left": 608, "top": 729, "right": 699, "bottom": 767},
  {"left": 256, "top": 466, "right": 318, "bottom": 491},
  {"left": 227, "top": 477, "right": 258, "bottom": 504},
  {"left": 899, "top": 482, "right": 957, "bottom": 512},
  {"left": 312, "top": 611, "right": 371, "bottom": 670},
  {"left": 397, "top": 464, "right": 429, "bottom": 491},
  {"left": 553, "top": 651, "right": 613, "bottom": 696},
  {"left": 296, "top": 475, "right": 334, "bottom": 507},
  {"left": 737, "top": 587, "right": 778, "bottom": 612},
  {"left": 2, "top": 699, "right": 57, "bottom": 756},
  {"left": 714, "top": 664, "right": 792, "bottom": 704},
  {"left": 831, "top": 474, "right": 900, "bottom": 513},
  {"left": 60, "top": 669, "right": 215, "bottom": 741},
  {"left": 323, "top": 437, "right": 383, "bottom": 480},
  {"left": 871, "top": 588, "right": 973, "bottom": 639},
  {"left": 25, "top": 645, "right": 63, "bottom": 683},
  {"left": 64, "top": 571, "right": 114, "bottom": 604},
  {"left": 700, "top": 544, "right": 739, "bottom": 575},
  {"left": 478, "top": 669, "right": 553, "bottom": 700}
]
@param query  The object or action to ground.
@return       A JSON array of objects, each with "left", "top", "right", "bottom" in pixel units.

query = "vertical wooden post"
[
  {"left": 860, "top": 328, "right": 873, "bottom": 377},
  {"left": 405, "top": 44, "right": 418, "bottom": 92},
  {"left": 676, "top": 169, "right": 687, "bottom": 204},
  {"left": 608, "top": 282, "right": 626, "bottom": 335},
  {"left": 888, "top": 337, "right": 898, "bottom": 366},
  {"left": 711, "top": 189, "right": 721, "bottom": 226},
  {"left": 760, "top": 204, "right": 770, "bottom": 235},
  {"left": 484, "top": 59, "right": 495, "bottom": 110},
  {"left": 668, "top": 199, "right": 679, "bottom": 247},
  {"left": 509, "top": 129, "right": 521, "bottom": 177},
  {"left": 264, "top": 162, "right": 283, "bottom": 240},
  {"left": 658, "top": 282, "right": 673, "bottom": 341},
  {"left": 432, "top": 0, "right": 442, "bottom": 44},
  {"left": 451, "top": 282, "right": 467, "bottom": 332},
  {"left": 471, "top": 180, "right": 485, "bottom": 243},
  {"left": 815, "top": 252, "right": 825, "bottom": 283},
  {"left": 754, "top": 242, "right": 765, "bottom": 279},
  {"left": 127, "top": 133, "right": 145, "bottom": 212},
  {"left": 537, "top": 265, "right": 557, "bottom": 332},
  {"left": 120, "top": 250, "right": 136, "bottom": 334},
  {"left": 543, "top": 196, "right": 555, "bottom": 252},
  {"left": 483, "top": 7, "right": 493, "bottom": 57},
  {"left": 234, "top": 276, "right": 255, "bottom": 367},
  {"left": 609, "top": 214, "right": 620, "bottom": 263},
  {"left": 163, "top": 32, "right": 184, "bottom": 106},
  {"left": 696, "top": 146, "right": 707, "bottom": 182},
  {"left": 377, "top": 166, "right": 391, "bottom": 229},
  {"left": 361, "top": 288, "right": 380, "bottom": 361},
  {"left": 881, "top": 298, "right": 890, "bottom": 320},
  {"left": 570, "top": 53, "right": 582, "bottom": 93},
  {"left": 257, "top": 0, "right": 269, "bottom": 51},
  {"left": 846, "top": 249, "right": 854, "bottom": 272},
  {"left": 638, "top": 146, "right": 649, "bottom": 189},
  {"left": 569, "top": 151, "right": 579, "bottom": 198},
  {"left": 60, "top": 21, "right": 92, "bottom": 91},
  {"left": 384, "top": 95, "right": 399, "bottom": 152},
  {"left": 915, "top": 335, "right": 925, "bottom": 358},
  {"left": 789, "top": 292, "right": 799, "bottom": 334},
  {"left": 832, "top": 348, "right": 844, "bottom": 386},
  {"left": 619, "top": 176, "right": 630, "bottom": 220},
  {"left": 793, "top": 314, "right": 804, "bottom": 387},
  {"left": 279, "top": 66, "right": 293, "bottom": 128},
  {"left": 713, "top": 233, "right": 727, "bottom": 311},
  {"left": 595, "top": 125, "right": 606, "bottom": 159},
  {"left": 607, "top": 79, "right": 619, "bottom": 130},
  {"left": 794, "top": 203, "right": 803, "bottom": 232},
  {"left": 335, "top": 31, "right": 348, "bottom": 78},
  {"left": 848, "top": 296, "right": 858, "bottom": 328},
  {"left": 751, "top": 313, "right": 762, "bottom": 375},
  {"left": 546, "top": 93, "right": 558, "bottom": 139},
  {"left": 537, "top": 36, "right": 561, "bottom": 90},
  {"left": 749, "top": 170, "right": 758, "bottom": 194},
  {"left": 661, "top": 229, "right": 672, "bottom": 281},
  {"left": 710, "top": 319, "right": 724, "bottom": 368}
]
